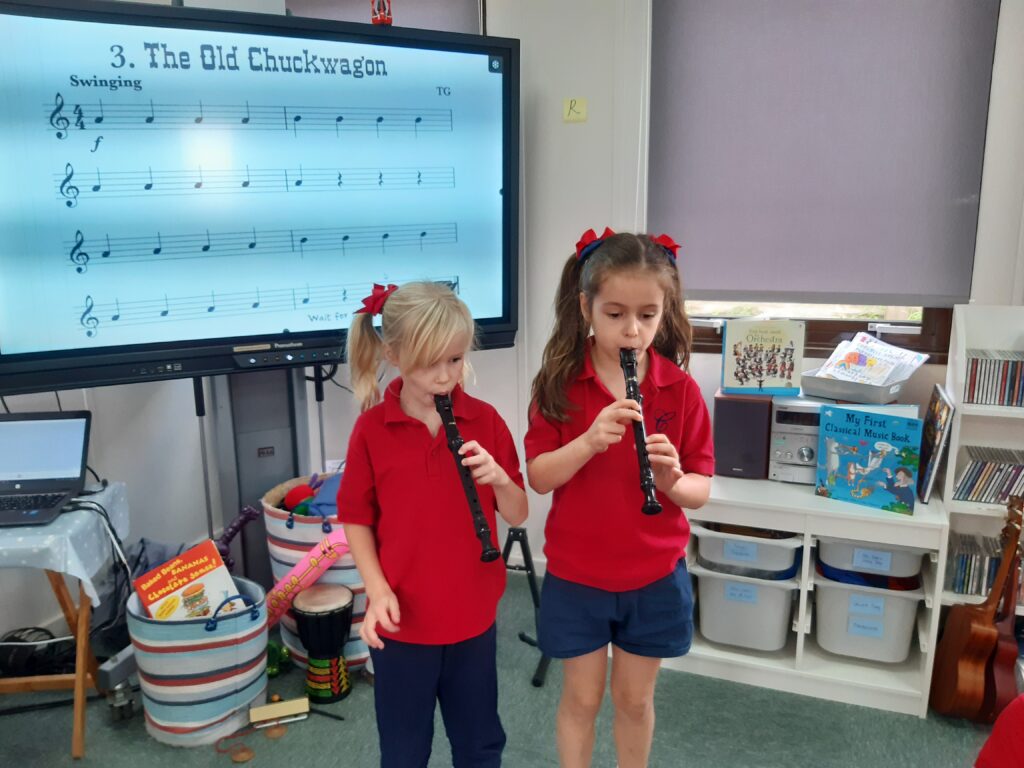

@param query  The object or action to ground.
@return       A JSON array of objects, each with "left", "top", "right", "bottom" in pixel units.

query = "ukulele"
[
  {"left": 979, "top": 552, "right": 1021, "bottom": 723},
  {"left": 930, "top": 495, "right": 1023, "bottom": 720}
]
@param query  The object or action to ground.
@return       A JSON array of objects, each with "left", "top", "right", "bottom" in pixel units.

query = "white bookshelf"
[{"left": 664, "top": 476, "right": 948, "bottom": 719}]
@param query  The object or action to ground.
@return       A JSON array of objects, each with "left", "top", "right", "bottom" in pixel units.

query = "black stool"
[{"left": 502, "top": 527, "right": 551, "bottom": 687}]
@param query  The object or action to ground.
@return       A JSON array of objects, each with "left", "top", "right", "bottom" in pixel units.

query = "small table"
[{"left": 0, "top": 482, "right": 129, "bottom": 759}]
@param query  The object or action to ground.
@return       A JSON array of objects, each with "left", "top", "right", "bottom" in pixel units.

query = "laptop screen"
[{"left": 0, "top": 414, "right": 89, "bottom": 483}]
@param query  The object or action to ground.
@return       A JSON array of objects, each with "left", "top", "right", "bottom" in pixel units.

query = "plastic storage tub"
[
  {"left": 691, "top": 523, "right": 802, "bottom": 579},
  {"left": 800, "top": 367, "right": 906, "bottom": 404},
  {"left": 814, "top": 575, "right": 923, "bottom": 663},
  {"left": 818, "top": 537, "right": 926, "bottom": 578},
  {"left": 690, "top": 562, "right": 798, "bottom": 651}
]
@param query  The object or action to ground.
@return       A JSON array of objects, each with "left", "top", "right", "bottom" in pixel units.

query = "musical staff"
[
  {"left": 54, "top": 163, "right": 455, "bottom": 202},
  {"left": 45, "top": 95, "right": 453, "bottom": 137},
  {"left": 72, "top": 275, "right": 459, "bottom": 336},
  {"left": 63, "top": 222, "right": 458, "bottom": 270}
]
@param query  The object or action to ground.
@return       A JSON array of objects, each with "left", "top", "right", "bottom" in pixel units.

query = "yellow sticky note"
[{"left": 563, "top": 98, "right": 587, "bottom": 123}]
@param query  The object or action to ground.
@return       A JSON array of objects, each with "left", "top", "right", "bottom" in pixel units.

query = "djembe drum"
[{"left": 291, "top": 584, "right": 354, "bottom": 702}]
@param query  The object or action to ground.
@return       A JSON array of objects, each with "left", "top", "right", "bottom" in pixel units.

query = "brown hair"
[
  {"left": 347, "top": 281, "right": 476, "bottom": 411},
  {"left": 530, "top": 232, "right": 692, "bottom": 422}
]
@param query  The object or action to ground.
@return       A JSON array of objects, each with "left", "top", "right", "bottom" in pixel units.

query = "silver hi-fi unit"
[{"left": 768, "top": 396, "right": 829, "bottom": 484}]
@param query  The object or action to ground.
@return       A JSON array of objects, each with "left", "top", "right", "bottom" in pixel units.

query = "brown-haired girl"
[
  {"left": 525, "top": 230, "right": 714, "bottom": 768},
  {"left": 338, "top": 280, "right": 528, "bottom": 768}
]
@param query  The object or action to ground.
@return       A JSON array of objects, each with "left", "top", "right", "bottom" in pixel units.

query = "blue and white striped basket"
[
  {"left": 126, "top": 576, "right": 268, "bottom": 747},
  {"left": 262, "top": 475, "right": 369, "bottom": 670}
]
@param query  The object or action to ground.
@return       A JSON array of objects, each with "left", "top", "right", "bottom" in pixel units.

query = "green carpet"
[{"left": 0, "top": 573, "right": 992, "bottom": 767}]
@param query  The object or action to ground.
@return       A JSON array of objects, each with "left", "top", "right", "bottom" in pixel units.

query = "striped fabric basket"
[
  {"left": 126, "top": 577, "right": 268, "bottom": 747},
  {"left": 262, "top": 475, "right": 369, "bottom": 670}
]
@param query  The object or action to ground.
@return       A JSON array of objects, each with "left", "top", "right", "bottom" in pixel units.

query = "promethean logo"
[{"left": 272, "top": 342, "right": 303, "bottom": 349}]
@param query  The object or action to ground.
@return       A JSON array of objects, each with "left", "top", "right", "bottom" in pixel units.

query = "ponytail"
[{"left": 348, "top": 312, "right": 386, "bottom": 411}]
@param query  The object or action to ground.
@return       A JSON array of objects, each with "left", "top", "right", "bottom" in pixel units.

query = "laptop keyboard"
[{"left": 0, "top": 492, "right": 65, "bottom": 511}]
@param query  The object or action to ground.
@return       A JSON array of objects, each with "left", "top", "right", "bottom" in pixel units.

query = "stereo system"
[
  {"left": 768, "top": 396, "right": 828, "bottom": 484},
  {"left": 713, "top": 390, "right": 772, "bottom": 479}
]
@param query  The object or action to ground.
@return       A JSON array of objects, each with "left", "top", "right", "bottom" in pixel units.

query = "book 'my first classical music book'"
[
  {"left": 816, "top": 405, "right": 923, "bottom": 515},
  {"left": 721, "top": 319, "right": 805, "bottom": 396},
  {"left": 132, "top": 539, "right": 239, "bottom": 621}
]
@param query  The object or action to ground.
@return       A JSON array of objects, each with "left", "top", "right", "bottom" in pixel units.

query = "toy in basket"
[{"left": 261, "top": 473, "right": 369, "bottom": 671}]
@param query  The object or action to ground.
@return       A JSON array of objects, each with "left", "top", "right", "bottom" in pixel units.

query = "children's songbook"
[
  {"left": 815, "top": 405, "right": 923, "bottom": 515},
  {"left": 132, "top": 539, "right": 240, "bottom": 621},
  {"left": 917, "top": 384, "right": 955, "bottom": 504},
  {"left": 721, "top": 319, "right": 805, "bottom": 396}
]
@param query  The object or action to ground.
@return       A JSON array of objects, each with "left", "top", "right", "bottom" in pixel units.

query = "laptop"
[{"left": 0, "top": 411, "right": 91, "bottom": 527}]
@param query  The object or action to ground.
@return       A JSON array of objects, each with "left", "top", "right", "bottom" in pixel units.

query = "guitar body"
[
  {"left": 930, "top": 604, "right": 999, "bottom": 719},
  {"left": 980, "top": 557, "right": 1021, "bottom": 724}
]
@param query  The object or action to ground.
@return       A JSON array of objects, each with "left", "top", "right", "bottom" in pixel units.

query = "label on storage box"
[
  {"left": 852, "top": 548, "right": 893, "bottom": 573},
  {"left": 848, "top": 617, "right": 884, "bottom": 639},
  {"left": 724, "top": 582, "right": 758, "bottom": 604},
  {"left": 849, "top": 594, "right": 885, "bottom": 616},
  {"left": 723, "top": 540, "right": 758, "bottom": 562}
]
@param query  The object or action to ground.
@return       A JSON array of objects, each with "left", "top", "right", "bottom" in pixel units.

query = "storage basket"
[
  {"left": 691, "top": 523, "right": 802, "bottom": 579},
  {"left": 690, "top": 562, "right": 798, "bottom": 651},
  {"left": 818, "top": 537, "right": 926, "bottom": 578},
  {"left": 126, "top": 576, "right": 267, "bottom": 747},
  {"left": 262, "top": 474, "right": 369, "bottom": 670},
  {"left": 814, "top": 574, "right": 923, "bottom": 663}
]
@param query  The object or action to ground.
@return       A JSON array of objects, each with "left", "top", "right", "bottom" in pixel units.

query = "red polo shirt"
[
  {"left": 337, "top": 379, "right": 524, "bottom": 645},
  {"left": 524, "top": 345, "right": 714, "bottom": 592}
]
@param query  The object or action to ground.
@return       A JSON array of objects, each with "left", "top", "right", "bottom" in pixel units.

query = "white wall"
[{"left": 2, "top": 0, "right": 1022, "bottom": 635}]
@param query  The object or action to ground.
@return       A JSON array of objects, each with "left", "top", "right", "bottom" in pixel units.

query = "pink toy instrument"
[{"left": 266, "top": 529, "right": 350, "bottom": 628}]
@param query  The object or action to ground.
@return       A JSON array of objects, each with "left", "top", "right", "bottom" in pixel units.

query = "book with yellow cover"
[{"left": 132, "top": 539, "right": 239, "bottom": 620}]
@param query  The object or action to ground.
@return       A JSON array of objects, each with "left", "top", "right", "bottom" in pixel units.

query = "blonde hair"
[
  {"left": 348, "top": 281, "right": 476, "bottom": 411},
  {"left": 530, "top": 233, "right": 692, "bottom": 422}
]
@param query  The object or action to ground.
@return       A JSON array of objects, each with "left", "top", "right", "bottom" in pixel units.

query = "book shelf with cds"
[{"left": 939, "top": 304, "right": 1024, "bottom": 613}]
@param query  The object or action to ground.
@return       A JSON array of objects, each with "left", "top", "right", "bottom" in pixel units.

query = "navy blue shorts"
[{"left": 538, "top": 559, "right": 694, "bottom": 659}]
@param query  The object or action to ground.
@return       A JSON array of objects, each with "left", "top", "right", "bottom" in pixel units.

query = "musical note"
[
  {"left": 194, "top": 101, "right": 204, "bottom": 124},
  {"left": 59, "top": 163, "right": 79, "bottom": 208},
  {"left": 144, "top": 166, "right": 154, "bottom": 191},
  {"left": 292, "top": 112, "right": 302, "bottom": 136},
  {"left": 91, "top": 170, "right": 102, "bottom": 193},
  {"left": 341, "top": 234, "right": 349, "bottom": 255},
  {"left": 110, "top": 299, "right": 121, "bottom": 322},
  {"left": 294, "top": 165, "right": 303, "bottom": 187},
  {"left": 414, "top": 115, "right": 422, "bottom": 138},
  {"left": 302, "top": 284, "right": 310, "bottom": 305},
  {"left": 69, "top": 230, "right": 89, "bottom": 273},
  {"left": 381, "top": 232, "right": 389, "bottom": 253},
  {"left": 242, "top": 165, "right": 251, "bottom": 188},
  {"left": 93, "top": 100, "right": 105, "bottom": 125},
  {"left": 419, "top": 231, "right": 427, "bottom": 250},
  {"left": 376, "top": 115, "right": 383, "bottom": 138},
  {"left": 335, "top": 115, "right": 344, "bottom": 137},
  {"left": 248, "top": 228, "right": 257, "bottom": 249},
  {"left": 207, "top": 291, "right": 216, "bottom": 312},
  {"left": 50, "top": 93, "right": 69, "bottom": 140},
  {"left": 299, "top": 235, "right": 308, "bottom": 256},
  {"left": 153, "top": 232, "right": 163, "bottom": 255},
  {"left": 251, "top": 289, "right": 261, "bottom": 309},
  {"left": 101, "top": 235, "right": 111, "bottom": 258},
  {"left": 202, "top": 230, "right": 211, "bottom": 252},
  {"left": 160, "top": 295, "right": 170, "bottom": 317},
  {"left": 194, "top": 167, "right": 204, "bottom": 189},
  {"left": 241, "top": 101, "right": 251, "bottom": 125},
  {"left": 80, "top": 295, "right": 98, "bottom": 337},
  {"left": 145, "top": 99, "right": 155, "bottom": 124},
  {"left": 73, "top": 104, "right": 85, "bottom": 131}
]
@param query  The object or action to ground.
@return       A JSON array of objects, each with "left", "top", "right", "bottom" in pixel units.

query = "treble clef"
[
  {"left": 49, "top": 93, "right": 70, "bottom": 140},
  {"left": 80, "top": 295, "right": 99, "bottom": 338},
  {"left": 69, "top": 230, "right": 89, "bottom": 273},
  {"left": 59, "top": 163, "right": 79, "bottom": 208}
]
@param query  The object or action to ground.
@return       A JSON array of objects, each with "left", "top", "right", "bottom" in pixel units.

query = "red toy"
[
  {"left": 371, "top": 0, "right": 392, "bottom": 25},
  {"left": 284, "top": 484, "right": 315, "bottom": 516}
]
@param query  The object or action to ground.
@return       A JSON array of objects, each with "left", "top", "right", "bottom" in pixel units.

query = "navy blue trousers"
[{"left": 369, "top": 623, "right": 505, "bottom": 768}]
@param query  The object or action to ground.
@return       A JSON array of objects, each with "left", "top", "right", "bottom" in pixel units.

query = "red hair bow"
[
  {"left": 355, "top": 283, "right": 398, "bottom": 315},
  {"left": 575, "top": 227, "right": 616, "bottom": 261},
  {"left": 650, "top": 233, "right": 680, "bottom": 261}
]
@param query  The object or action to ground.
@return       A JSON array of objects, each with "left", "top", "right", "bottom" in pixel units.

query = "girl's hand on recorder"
[
  {"left": 459, "top": 440, "right": 510, "bottom": 487},
  {"left": 646, "top": 433, "right": 685, "bottom": 493},
  {"left": 361, "top": 587, "right": 401, "bottom": 650},
  {"left": 585, "top": 399, "right": 642, "bottom": 454}
]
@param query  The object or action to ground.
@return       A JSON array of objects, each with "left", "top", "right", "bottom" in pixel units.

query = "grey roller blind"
[
  {"left": 648, "top": 0, "right": 999, "bottom": 307},
  {"left": 287, "top": 0, "right": 479, "bottom": 34}
]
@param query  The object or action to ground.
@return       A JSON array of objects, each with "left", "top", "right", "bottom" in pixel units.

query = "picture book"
[
  {"left": 917, "top": 384, "right": 955, "bottom": 504},
  {"left": 132, "top": 539, "right": 240, "bottom": 621},
  {"left": 815, "top": 404, "right": 923, "bottom": 515},
  {"left": 816, "top": 332, "right": 929, "bottom": 387},
  {"left": 721, "top": 318, "right": 805, "bottom": 395}
]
